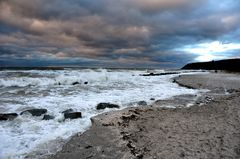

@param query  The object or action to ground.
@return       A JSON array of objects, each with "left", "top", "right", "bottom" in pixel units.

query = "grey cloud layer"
[{"left": 0, "top": 0, "right": 240, "bottom": 67}]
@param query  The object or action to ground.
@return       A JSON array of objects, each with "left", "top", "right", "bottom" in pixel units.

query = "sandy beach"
[{"left": 49, "top": 72, "right": 240, "bottom": 159}]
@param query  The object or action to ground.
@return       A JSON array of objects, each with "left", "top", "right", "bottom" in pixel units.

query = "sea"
[{"left": 0, "top": 68, "right": 204, "bottom": 159}]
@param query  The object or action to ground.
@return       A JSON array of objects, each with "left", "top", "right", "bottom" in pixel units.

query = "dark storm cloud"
[{"left": 0, "top": 0, "right": 240, "bottom": 67}]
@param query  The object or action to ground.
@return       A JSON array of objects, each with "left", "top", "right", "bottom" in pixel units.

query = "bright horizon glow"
[
  {"left": 181, "top": 41, "right": 240, "bottom": 62},
  {"left": 195, "top": 54, "right": 227, "bottom": 62}
]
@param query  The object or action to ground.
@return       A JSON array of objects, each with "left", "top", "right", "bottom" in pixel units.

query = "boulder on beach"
[
  {"left": 42, "top": 114, "right": 55, "bottom": 120},
  {"left": 20, "top": 109, "right": 47, "bottom": 116},
  {"left": 96, "top": 103, "right": 120, "bottom": 110},
  {"left": 0, "top": 113, "right": 18, "bottom": 121},
  {"left": 64, "top": 112, "right": 82, "bottom": 119}
]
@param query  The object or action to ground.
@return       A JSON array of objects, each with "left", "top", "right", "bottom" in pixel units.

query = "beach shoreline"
[{"left": 49, "top": 72, "right": 240, "bottom": 159}]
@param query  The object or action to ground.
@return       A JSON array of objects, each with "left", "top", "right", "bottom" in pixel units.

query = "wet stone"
[
  {"left": 0, "top": 113, "right": 18, "bottom": 121},
  {"left": 20, "top": 109, "right": 47, "bottom": 116},
  {"left": 42, "top": 114, "right": 55, "bottom": 120},
  {"left": 61, "top": 109, "right": 73, "bottom": 114},
  {"left": 72, "top": 82, "right": 80, "bottom": 85},
  {"left": 137, "top": 101, "right": 147, "bottom": 106},
  {"left": 96, "top": 103, "right": 120, "bottom": 110},
  {"left": 64, "top": 112, "right": 82, "bottom": 120}
]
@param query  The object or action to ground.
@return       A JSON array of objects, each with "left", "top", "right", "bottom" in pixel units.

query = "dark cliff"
[{"left": 182, "top": 59, "right": 240, "bottom": 72}]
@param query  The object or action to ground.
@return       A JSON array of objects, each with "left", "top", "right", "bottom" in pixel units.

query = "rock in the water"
[
  {"left": 140, "top": 72, "right": 179, "bottom": 76},
  {"left": 20, "top": 109, "right": 47, "bottom": 116},
  {"left": 61, "top": 109, "right": 73, "bottom": 114},
  {"left": 64, "top": 112, "right": 82, "bottom": 119},
  {"left": 72, "top": 82, "right": 80, "bottom": 85},
  {"left": 84, "top": 82, "right": 88, "bottom": 84},
  {"left": 0, "top": 113, "right": 18, "bottom": 121},
  {"left": 96, "top": 103, "right": 120, "bottom": 110},
  {"left": 137, "top": 101, "right": 147, "bottom": 106},
  {"left": 42, "top": 114, "right": 54, "bottom": 120}
]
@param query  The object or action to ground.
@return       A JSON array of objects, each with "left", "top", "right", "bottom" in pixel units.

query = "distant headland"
[{"left": 182, "top": 58, "right": 240, "bottom": 72}]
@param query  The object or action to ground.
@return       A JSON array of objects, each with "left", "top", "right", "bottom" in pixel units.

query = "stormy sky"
[{"left": 0, "top": 0, "right": 240, "bottom": 68}]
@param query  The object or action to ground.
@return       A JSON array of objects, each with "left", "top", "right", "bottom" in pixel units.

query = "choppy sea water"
[{"left": 0, "top": 69, "right": 203, "bottom": 158}]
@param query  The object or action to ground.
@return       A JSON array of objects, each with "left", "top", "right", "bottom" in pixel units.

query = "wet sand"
[{"left": 49, "top": 72, "right": 240, "bottom": 159}]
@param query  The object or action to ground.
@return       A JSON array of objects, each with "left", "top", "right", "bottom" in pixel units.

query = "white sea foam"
[{"left": 0, "top": 69, "right": 206, "bottom": 159}]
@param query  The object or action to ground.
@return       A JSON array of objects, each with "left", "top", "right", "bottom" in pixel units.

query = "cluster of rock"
[
  {"left": 1, "top": 101, "right": 150, "bottom": 121},
  {"left": 0, "top": 108, "right": 82, "bottom": 121},
  {"left": 57, "top": 81, "right": 88, "bottom": 86},
  {"left": 71, "top": 81, "right": 88, "bottom": 85},
  {"left": 0, "top": 103, "right": 120, "bottom": 121},
  {"left": 140, "top": 72, "right": 179, "bottom": 76}
]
